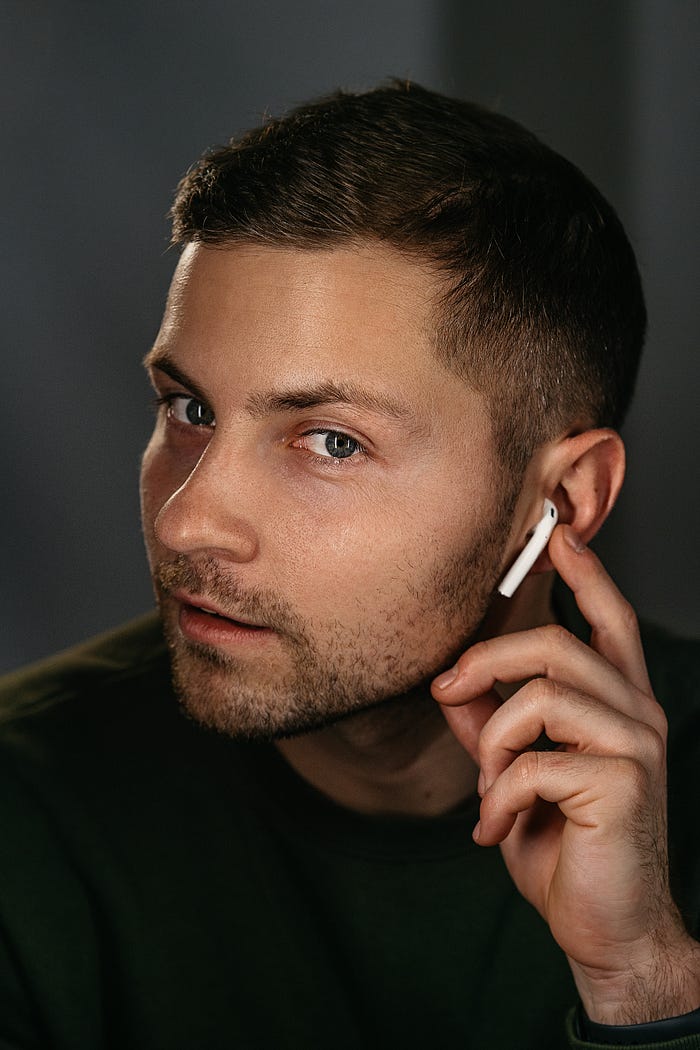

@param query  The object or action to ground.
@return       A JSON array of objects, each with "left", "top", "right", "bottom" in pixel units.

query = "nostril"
[{"left": 153, "top": 488, "right": 259, "bottom": 564}]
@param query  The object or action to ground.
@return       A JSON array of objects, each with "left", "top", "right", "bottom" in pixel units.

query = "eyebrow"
[
  {"left": 143, "top": 349, "right": 209, "bottom": 404},
  {"left": 246, "top": 380, "right": 413, "bottom": 421},
  {"left": 144, "top": 348, "right": 415, "bottom": 423}
]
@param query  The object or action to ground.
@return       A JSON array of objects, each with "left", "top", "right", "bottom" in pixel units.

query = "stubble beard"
[{"left": 154, "top": 491, "right": 515, "bottom": 742}]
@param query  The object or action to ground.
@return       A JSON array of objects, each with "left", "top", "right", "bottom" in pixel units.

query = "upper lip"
[{"left": 171, "top": 589, "right": 266, "bottom": 628}]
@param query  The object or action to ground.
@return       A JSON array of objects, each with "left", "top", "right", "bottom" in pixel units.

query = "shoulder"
[
  {"left": 0, "top": 612, "right": 182, "bottom": 869},
  {"left": 0, "top": 612, "right": 170, "bottom": 731}
]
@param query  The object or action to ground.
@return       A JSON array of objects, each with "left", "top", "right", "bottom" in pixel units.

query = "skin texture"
[
  {"left": 141, "top": 242, "right": 522, "bottom": 745},
  {"left": 141, "top": 240, "right": 700, "bottom": 1026}
]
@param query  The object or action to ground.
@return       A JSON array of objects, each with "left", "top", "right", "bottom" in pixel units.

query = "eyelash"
[
  {"left": 296, "top": 428, "right": 367, "bottom": 463},
  {"left": 152, "top": 395, "right": 367, "bottom": 465},
  {"left": 153, "top": 393, "right": 215, "bottom": 427}
]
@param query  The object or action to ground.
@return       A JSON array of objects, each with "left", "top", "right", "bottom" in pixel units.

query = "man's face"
[{"left": 141, "top": 242, "right": 516, "bottom": 740}]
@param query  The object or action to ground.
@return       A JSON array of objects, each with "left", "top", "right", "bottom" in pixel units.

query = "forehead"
[
  {"left": 165, "top": 238, "right": 432, "bottom": 356},
  {"left": 156, "top": 242, "right": 490, "bottom": 441}
]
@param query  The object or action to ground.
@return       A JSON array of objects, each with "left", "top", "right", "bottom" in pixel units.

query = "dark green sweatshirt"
[{"left": 0, "top": 606, "right": 698, "bottom": 1049}]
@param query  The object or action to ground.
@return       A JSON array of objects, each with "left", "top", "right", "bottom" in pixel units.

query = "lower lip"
[{"left": 178, "top": 603, "right": 277, "bottom": 649}]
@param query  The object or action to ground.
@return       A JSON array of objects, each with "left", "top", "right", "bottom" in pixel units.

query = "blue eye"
[
  {"left": 158, "top": 395, "right": 215, "bottom": 427},
  {"left": 300, "top": 429, "right": 365, "bottom": 459},
  {"left": 323, "top": 432, "right": 361, "bottom": 458}
]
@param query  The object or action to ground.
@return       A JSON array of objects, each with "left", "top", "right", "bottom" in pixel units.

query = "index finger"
[{"left": 549, "top": 525, "right": 652, "bottom": 696}]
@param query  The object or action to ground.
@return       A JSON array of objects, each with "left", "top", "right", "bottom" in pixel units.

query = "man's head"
[{"left": 141, "top": 82, "right": 643, "bottom": 740}]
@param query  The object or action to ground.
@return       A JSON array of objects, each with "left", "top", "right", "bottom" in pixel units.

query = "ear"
[
  {"left": 551, "top": 428, "right": 625, "bottom": 537},
  {"left": 529, "top": 428, "right": 626, "bottom": 575}
]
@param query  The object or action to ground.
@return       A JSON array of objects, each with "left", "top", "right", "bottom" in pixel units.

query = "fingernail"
[
  {"left": 473, "top": 821, "right": 481, "bottom": 842},
  {"left": 564, "top": 527, "right": 586, "bottom": 554},
  {"left": 477, "top": 770, "right": 485, "bottom": 797},
  {"left": 433, "top": 665, "right": 458, "bottom": 690}
]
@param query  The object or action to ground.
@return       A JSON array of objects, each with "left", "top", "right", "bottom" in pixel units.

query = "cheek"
[
  {"left": 140, "top": 429, "right": 203, "bottom": 497},
  {"left": 139, "top": 445, "right": 161, "bottom": 557},
  {"left": 139, "top": 439, "right": 185, "bottom": 547},
  {"left": 273, "top": 483, "right": 471, "bottom": 603}
]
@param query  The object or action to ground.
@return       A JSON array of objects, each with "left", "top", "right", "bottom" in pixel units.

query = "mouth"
[
  {"left": 186, "top": 601, "right": 266, "bottom": 630},
  {"left": 170, "top": 590, "right": 275, "bottom": 649},
  {"left": 172, "top": 590, "right": 265, "bottom": 627}
]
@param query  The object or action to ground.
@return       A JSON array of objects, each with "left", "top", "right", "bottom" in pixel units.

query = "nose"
[{"left": 153, "top": 438, "right": 260, "bottom": 564}]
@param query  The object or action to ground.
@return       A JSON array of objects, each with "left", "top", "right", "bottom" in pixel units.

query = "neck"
[
  {"left": 275, "top": 573, "right": 557, "bottom": 817},
  {"left": 275, "top": 691, "right": 479, "bottom": 817}
]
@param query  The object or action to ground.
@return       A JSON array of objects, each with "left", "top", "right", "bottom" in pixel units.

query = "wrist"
[
  {"left": 576, "top": 1002, "right": 700, "bottom": 1045},
  {"left": 570, "top": 933, "right": 700, "bottom": 1025}
]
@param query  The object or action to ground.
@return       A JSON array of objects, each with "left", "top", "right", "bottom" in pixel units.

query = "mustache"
[{"left": 155, "top": 555, "right": 305, "bottom": 637}]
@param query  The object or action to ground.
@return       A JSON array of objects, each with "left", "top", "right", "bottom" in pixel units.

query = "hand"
[{"left": 432, "top": 525, "right": 700, "bottom": 1025}]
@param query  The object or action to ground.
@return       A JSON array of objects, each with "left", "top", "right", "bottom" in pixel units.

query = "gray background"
[{"left": 1, "top": 0, "right": 698, "bottom": 673}]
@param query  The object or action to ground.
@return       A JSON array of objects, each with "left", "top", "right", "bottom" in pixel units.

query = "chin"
[{"left": 167, "top": 636, "right": 439, "bottom": 744}]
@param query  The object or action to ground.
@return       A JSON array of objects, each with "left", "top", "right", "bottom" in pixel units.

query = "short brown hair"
[{"left": 171, "top": 80, "right": 646, "bottom": 476}]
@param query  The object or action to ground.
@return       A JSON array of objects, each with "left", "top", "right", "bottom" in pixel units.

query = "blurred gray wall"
[{"left": 1, "top": 0, "right": 698, "bottom": 673}]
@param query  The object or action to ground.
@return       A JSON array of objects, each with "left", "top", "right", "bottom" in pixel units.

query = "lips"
[
  {"left": 173, "top": 591, "right": 265, "bottom": 629},
  {"left": 172, "top": 590, "right": 275, "bottom": 649},
  {"left": 187, "top": 603, "right": 265, "bottom": 629}
]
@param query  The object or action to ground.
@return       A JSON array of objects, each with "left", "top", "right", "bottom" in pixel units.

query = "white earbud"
[{"left": 498, "top": 498, "right": 558, "bottom": 598}]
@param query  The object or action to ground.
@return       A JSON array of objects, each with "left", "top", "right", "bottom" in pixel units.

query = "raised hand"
[{"left": 432, "top": 525, "right": 700, "bottom": 1024}]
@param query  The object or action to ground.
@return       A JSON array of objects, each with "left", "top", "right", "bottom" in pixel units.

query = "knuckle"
[
  {"left": 519, "top": 675, "right": 559, "bottom": 712},
  {"left": 648, "top": 701, "right": 669, "bottom": 742},
  {"left": 539, "top": 623, "right": 577, "bottom": 658},
  {"left": 515, "top": 749, "right": 542, "bottom": 784},
  {"left": 617, "top": 597, "right": 640, "bottom": 635},
  {"left": 639, "top": 722, "right": 666, "bottom": 768},
  {"left": 615, "top": 755, "right": 650, "bottom": 800}
]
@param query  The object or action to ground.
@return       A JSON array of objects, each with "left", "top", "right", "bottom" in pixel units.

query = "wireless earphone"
[{"left": 498, "top": 498, "right": 558, "bottom": 598}]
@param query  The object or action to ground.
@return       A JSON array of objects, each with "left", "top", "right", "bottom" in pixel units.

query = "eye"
[
  {"left": 157, "top": 394, "right": 215, "bottom": 428},
  {"left": 297, "top": 429, "right": 365, "bottom": 460}
]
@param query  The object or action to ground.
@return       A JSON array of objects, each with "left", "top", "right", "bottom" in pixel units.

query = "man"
[{"left": 1, "top": 81, "right": 699, "bottom": 1048}]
